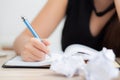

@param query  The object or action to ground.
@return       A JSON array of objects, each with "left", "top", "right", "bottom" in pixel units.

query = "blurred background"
[{"left": 0, "top": 0, "right": 65, "bottom": 51}]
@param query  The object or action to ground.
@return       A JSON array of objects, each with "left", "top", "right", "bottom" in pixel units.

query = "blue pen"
[
  {"left": 21, "top": 17, "right": 42, "bottom": 42},
  {"left": 21, "top": 17, "right": 51, "bottom": 56}
]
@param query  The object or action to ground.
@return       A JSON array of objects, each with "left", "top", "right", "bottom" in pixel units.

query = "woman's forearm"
[{"left": 13, "top": 0, "right": 68, "bottom": 55}]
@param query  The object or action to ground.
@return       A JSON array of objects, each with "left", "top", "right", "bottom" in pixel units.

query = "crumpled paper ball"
[
  {"left": 85, "top": 47, "right": 119, "bottom": 80},
  {"left": 50, "top": 44, "right": 119, "bottom": 80},
  {"left": 50, "top": 54, "right": 86, "bottom": 77}
]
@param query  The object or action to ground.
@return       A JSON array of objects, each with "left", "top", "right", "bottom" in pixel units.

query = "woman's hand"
[
  {"left": 13, "top": 0, "right": 68, "bottom": 62},
  {"left": 21, "top": 38, "right": 50, "bottom": 62}
]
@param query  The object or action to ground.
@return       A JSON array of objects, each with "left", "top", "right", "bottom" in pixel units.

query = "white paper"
[
  {"left": 64, "top": 44, "right": 98, "bottom": 60},
  {"left": 85, "top": 50, "right": 119, "bottom": 80},
  {"left": 5, "top": 53, "right": 62, "bottom": 67},
  {"left": 50, "top": 54, "right": 86, "bottom": 77},
  {"left": 50, "top": 44, "right": 119, "bottom": 79}
]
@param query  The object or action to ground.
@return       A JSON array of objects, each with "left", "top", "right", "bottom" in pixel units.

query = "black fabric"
[{"left": 61, "top": 0, "right": 115, "bottom": 51}]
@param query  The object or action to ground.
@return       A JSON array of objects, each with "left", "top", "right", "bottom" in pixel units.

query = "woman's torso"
[{"left": 62, "top": 0, "right": 115, "bottom": 51}]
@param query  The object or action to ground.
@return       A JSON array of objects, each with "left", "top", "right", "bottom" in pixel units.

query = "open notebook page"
[{"left": 3, "top": 53, "right": 62, "bottom": 68}]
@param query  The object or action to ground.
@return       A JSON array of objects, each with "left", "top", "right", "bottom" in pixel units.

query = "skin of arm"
[
  {"left": 13, "top": 0, "right": 68, "bottom": 61},
  {"left": 114, "top": 0, "right": 120, "bottom": 20}
]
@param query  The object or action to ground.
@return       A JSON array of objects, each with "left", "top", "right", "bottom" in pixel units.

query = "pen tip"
[{"left": 21, "top": 16, "right": 25, "bottom": 20}]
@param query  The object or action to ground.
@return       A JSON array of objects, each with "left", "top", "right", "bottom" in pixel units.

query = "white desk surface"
[{"left": 0, "top": 50, "right": 120, "bottom": 80}]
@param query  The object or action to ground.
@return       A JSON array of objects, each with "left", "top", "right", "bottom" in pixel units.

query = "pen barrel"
[{"left": 22, "top": 18, "right": 42, "bottom": 42}]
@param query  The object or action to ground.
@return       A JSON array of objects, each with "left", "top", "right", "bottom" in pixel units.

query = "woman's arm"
[
  {"left": 31, "top": 0, "right": 68, "bottom": 38},
  {"left": 114, "top": 0, "right": 120, "bottom": 20},
  {"left": 13, "top": 0, "right": 68, "bottom": 61}
]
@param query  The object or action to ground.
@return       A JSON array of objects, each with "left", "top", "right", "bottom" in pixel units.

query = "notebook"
[
  {"left": 2, "top": 53, "right": 62, "bottom": 68},
  {"left": 2, "top": 44, "right": 120, "bottom": 69}
]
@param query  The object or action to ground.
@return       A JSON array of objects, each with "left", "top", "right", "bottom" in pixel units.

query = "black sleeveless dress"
[{"left": 61, "top": 0, "right": 115, "bottom": 51}]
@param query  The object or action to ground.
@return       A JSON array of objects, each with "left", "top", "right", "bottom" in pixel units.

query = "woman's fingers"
[
  {"left": 21, "top": 49, "right": 45, "bottom": 62},
  {"left": 42, "top": 39, "right": 50, "bottom": 46},
  {"left": 31, "top": 38, "right": 50, "bottom": 53},
  {"left": 21, "top": 38, "right": 50, "bottom": 62}
]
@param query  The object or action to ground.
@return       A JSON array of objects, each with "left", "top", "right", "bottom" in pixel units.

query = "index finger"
[{"left": 31, "top": 38, "right": 49, "bottom": 53}]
